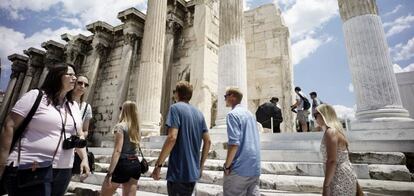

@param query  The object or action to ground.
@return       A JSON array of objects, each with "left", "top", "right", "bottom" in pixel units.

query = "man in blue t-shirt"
[
  {"left": 223, "top": 87, "right": 261, "bottom": 196},
  {"left": 151, "top": 81, "right": 211, "bottom": 196}
]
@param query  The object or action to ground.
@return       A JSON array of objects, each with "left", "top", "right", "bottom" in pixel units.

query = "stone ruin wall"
[{"left": 0, "top": 1, "right": 295, "bottom": 138}]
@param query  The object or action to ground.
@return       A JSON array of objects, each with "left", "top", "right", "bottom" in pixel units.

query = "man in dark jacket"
[{"left": 256, "top": 97, "right": 283, "bottom": 133}]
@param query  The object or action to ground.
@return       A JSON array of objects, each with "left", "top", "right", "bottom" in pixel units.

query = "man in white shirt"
[{"left": 291, "top": 87, "right": 310, "bottom": 132}]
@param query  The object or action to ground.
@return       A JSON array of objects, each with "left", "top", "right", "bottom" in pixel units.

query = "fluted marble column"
[
  {"left": 0, "top": 54, "right": 28, "bottom": 125},
  {"left": 136, "top": 0, "right": 167, "bottom": 136},
  {"left": 85, "top": 21, "right": 113, "bottom": 103},
  {"left": 338, "top": 0, "right": 412, "bottom": 123},
  {"left": 20, "top": 48, "right": 45, "bottom": 98},
  {"left": 215, "top": 0, "right": 248, "bottom": 127}
]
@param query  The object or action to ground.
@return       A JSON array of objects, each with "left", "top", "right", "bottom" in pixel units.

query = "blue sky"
[{"left": 0, "top": 0, "right": 413, "bottom": 118}]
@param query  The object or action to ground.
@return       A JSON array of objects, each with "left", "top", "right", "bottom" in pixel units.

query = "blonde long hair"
[
  {"left": 316, "top": 104, "right": 349, "bottom": 147},
  {"left": 119, "top": 101, "right": 141, "bottom": 147}
]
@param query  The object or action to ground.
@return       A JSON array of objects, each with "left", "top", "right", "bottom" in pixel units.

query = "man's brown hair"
[
  {"left": 226, "top": 87, "right": 243, "bottom": 103},
  {"left": 175, "top": 81, "right": 193, "bottom": 101}
]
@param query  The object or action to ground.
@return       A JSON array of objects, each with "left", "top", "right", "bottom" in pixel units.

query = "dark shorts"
[
  {"left": 167, "top": 181, "right": 196, "bottom": 196},
  {"left": 111, "top": 157, "right": 141, "bottom": 183}
]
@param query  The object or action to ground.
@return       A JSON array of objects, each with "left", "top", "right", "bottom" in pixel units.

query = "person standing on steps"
[
  {"left": 315, "top": 104, "right": 362, "bottom": 196},
  {"left": 256, "top": 97, "right": 283, "bottom": 133},
  {"left": 291, "top": 87, "right": 310, "bottom": 132},
  {"left": 101, "top": 101, "right": 142, "bottom": 196},
  {"left": 151, "top": 81, "right": 211, "bottom": 196},
  {"left": 223, "top": 87, "right": 261, "bottom": 196}
]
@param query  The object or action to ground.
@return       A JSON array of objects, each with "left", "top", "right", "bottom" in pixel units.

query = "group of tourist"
[{"left": 0, "top": 62, "right": 362, "bottom": 196}]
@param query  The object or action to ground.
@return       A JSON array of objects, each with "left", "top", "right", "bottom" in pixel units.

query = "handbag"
[
  {"left": 138, "top": 146, "right": 149, "bottom": 174},
  {"left": 72, "top": 148, "right": 95, "bottom": 174},
  {"left": 0, "top": 90, "right": 43, "bottom": 194}
]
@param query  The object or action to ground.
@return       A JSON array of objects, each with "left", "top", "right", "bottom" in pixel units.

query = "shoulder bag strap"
[
  {"left": 81, "top": 103, "right": 88, "bottom": 120},
  {"left": 10, "top": 89, "right": 43, "bottom": 154}
]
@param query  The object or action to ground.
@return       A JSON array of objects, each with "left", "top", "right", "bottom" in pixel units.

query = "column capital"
[
  {"left": 338, "top": 0, "right": 378, "bottom": 22},
  {"left": 62, "top": 33, "right": 91, "bottom": 66},
  {"left": 8, "top": 54, "right": 28, "bottom": 78},
  {"left": 41, "top": 40, "right": 65, "bottom": 67},
  {"left": 23, "top": 47, "right": 45, "bottom": 68},
  {"left": 123, "top": 32, "right": 139, "bottom": 46},
  {"left": 118, "top": 7, "right": 145, "bottom": 38}
]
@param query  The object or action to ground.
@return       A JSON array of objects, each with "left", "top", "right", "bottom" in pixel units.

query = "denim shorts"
[{"left": 111, "top": 157, "right": 141, "bottom": 183}]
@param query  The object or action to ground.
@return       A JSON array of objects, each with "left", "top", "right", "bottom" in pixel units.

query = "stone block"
[
  {"left": 350, "top": 152, "right": 406, "bottom": 165},
  {"left": 368, "top": 164, "right": 412, "bottom": 182}
]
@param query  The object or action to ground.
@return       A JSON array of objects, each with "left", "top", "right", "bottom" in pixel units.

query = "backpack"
[{"left": 297, "top": 92, "right": 311, "bottom": 110}]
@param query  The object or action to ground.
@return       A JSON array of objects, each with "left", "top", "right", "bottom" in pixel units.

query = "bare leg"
[
  {"left": 101, "top": 181, "right": 120, "bottom": 196},
  {"left": 122, "top": 178, "right": 138, "bottom": 196}
]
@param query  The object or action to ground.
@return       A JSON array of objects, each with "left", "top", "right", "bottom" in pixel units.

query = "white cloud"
[
  {"left": 291, "top": 34, "right": 332, "bottom": 65},
  {"left": 383, "top": 4, "right": 402, "bottom": 17},
  {"left": 348, "top": 83, "right": 354, "bottom": 93},
  {"left": 0, "top": 0, "right": 147, "bottom": 27},
  {"left": 272, "top": 0, "right": 338, "bottom": 65},
  {"left": 0, "top": 25, "right": 90, "bottom": 71},
  {"left": 383, "top": 14, "right": 414, "bottom": 37},
  {"left": 394, "top": 63, "right": 414, "bottom": 73},
  {"left": 332, "top": 104, "right": 355, "bottom": 120},
  {"left": 391, "top": 37, "right": 414, "bottom": 62},
  {"left": 280, "top": 0, "right": 338, "bottom": 40}
]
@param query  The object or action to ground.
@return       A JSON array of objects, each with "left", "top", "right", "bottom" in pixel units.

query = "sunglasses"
[
  {"left": 314, "top": 112, "right": 320, "bottom": 119},
  {"left": 224, "top": 93, "right": 231, "bottom": 99},
  {"left": 77, "top": 81, "right": 89, "bottom": 87}
]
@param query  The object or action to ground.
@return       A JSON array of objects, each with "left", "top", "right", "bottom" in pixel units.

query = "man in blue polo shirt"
[
  {"left": 222, "top": 87, "right": 261, "bottom": 196},
  {"left": 151, "top": 81, "right": 211, "bottom": 196}
]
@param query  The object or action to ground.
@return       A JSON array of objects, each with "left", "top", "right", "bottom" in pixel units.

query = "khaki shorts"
[{"left": 297, "top": 110, "right": 309, "bottom": 124}]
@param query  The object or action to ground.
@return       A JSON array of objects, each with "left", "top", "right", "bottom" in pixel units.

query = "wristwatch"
[
  {"left": 155, "top": 162, "right": 163, "bottom": 168},
  {"left": 223, "top": 164, "right": 231, "bottom": 170}
]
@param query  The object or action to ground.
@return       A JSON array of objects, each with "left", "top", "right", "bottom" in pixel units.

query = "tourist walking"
[
  {"left": 256, "top": 97, "right": 283, "bottom": 133},
  {"left": 291, "top": 87, "right": 310, "bottom": 132},
  {"left": 151, "top": 81, "right": 211, "bottom": 196},
  {"left": 0, "top": 63, "right": 90, "bottom": 196},
  {"left": 315, "top": 104, "right": 361, "bottom": 196},
  {"left": 310, "top": 91, "right": 323, "bottom": 132},
  {"left": 101, "top": 101, "right": 142, "bottom": 196},
  {"left": 71, "top": 75, "right": 94, "bottom": 175},
  {"left": 223, "top": 87, "right": 261, "bottom": 196}
]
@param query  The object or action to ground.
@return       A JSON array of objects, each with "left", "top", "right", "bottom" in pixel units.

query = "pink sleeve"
[{"left": 11, "top": 89, "right": 40, "bottom": 118}]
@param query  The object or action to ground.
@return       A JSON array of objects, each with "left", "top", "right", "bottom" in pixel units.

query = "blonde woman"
[
  {"left": 101, "top": 101, "right": 141, "bottom": 196},
  {"left": 315, "top": 104, "right": 359, "bottom": 196}
]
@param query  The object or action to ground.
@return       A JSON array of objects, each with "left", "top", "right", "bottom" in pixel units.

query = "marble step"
[
  {"left": 68, "top": 179, "right": 322, "bottom": 196},
  {"left": 72, "top": 172, "right": 414, "bottom": 196},
  {"left": 93, "top": 159, "right": 412, "bottom": 181},
  {"left": 135, "top": 139, "right": 414, "bottom": 153},
  {"left": 141, "top": 129, "right": 414, "bottom": 143},
  {"left": 67, "top": 181, "right": 167, "bottom": 196},
  {"left": 89, "top": 148, "right": 407, "bottom": 165}
]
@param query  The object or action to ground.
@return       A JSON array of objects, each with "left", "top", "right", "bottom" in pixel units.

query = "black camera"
[{"left": 62, "top": 135, "right": 87, "bottom": 149}]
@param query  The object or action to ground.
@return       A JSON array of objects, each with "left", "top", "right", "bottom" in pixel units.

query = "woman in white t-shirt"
[{"left": 0, "top": 63, "right": 90, "bottom": 196}]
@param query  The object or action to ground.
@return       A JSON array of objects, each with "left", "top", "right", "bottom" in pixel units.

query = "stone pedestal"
[
  {"left": 215, "top": 0, "right": 248, "bottom": 128},
  {"left": 135, "top": 0, "right": 167, "bottom": 136},
  {"left": 338, "top": 0, "right": 412, "bottom": 127},
  {"left": 396, "top": 71, "right": 414, "bottom": 119},
  {"left": 20, "top": 48, "right": 45, "bottom": 98},
  {"left": 38, "top": 40, "right": 65, "bottom": 88}
]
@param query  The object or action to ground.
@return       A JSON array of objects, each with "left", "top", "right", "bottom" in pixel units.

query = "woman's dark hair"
[{"left": 41, "top": 62, "right": 76, "bottom": 106}]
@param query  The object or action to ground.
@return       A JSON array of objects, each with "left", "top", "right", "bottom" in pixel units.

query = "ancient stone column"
[
  {"left": 215, "top": 0, "right": 248, "bottom": 127},
  {"left": 20, "top": 48, "right": 45, "bottom": 98},
  {"left": 38, "top": 40, "right": 65, "bottom": 87},
  {"left": 113, "top": 8, "right": 144, "bottom": 125},
  {"left": 135, "top": 0, "right": 168, "bottom": 136},
  {"left": 161, "top": 16, "right": 182, "bottom": 135},
  {"left": 0, "top": 54, "right": 28, "bottom": 125},
  {"left": 338, "top": 0, "right": 412, "bottom": 124},
  {"left": 85, "top": 21, "right": 113, "bottom": 103}
]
